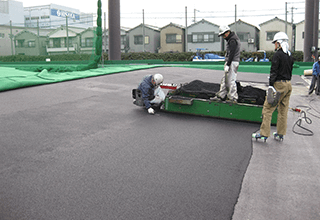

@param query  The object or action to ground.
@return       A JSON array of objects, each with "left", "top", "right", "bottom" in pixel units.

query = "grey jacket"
[{"left": 225, "top": 32, "right": 241, "bottom": 66}]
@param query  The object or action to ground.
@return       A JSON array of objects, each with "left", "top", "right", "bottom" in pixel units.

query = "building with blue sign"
[{"left": 24, "top": 4, "right": 94, "bottom": 29}]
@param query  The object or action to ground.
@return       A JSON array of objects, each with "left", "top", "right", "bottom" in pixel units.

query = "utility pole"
[
  {"left": 313, "top": 0, "right": 319, "bottom": 59},
  {"left": 285, "top": 2, "right": 288, "bottom": 34},
  {"left": 291, "top": 6, "right": 296, "bottom": 52},
  {"left": 304, "top": 0, "right": 314, "bottom": 62},
  {"left": 235, "top": 4, "right": 237, "bottom": 33},
  {"left": 66, "top": 16, "right": 69, "bottom": 54},
  {"left": 142, "top": 9, "right": 145, "bottom": 52},
  {"left": 10, "top": 20, "right": 13, "bottom": 55},
  {"left": 37, "top": 19, "right": 41, "bottom": 55},
  {"left": 193, "top": 9, "right": 199, "bottom": 23},
  {"left": 108, "top": 0, "right": 121, "bottom": 60},
  {"left": 185, "top": 6, "right": 188, "bottom": 52},
  {"left": 102, "top": 12, "right": 107, "bottom": 67}
]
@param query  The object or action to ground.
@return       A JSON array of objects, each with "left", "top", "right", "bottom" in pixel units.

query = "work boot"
[
  {"left": 252, "top": 133, "right": 268, "bottom": 142},
  {"left": 225, "top": 98, "right": 237, "bottom": 104},
  {"left": 210, "top": 96, "right": 222, "bottom": 101},
  {"left": 273, "top": 132, "right": 284, "bottom": 141}
]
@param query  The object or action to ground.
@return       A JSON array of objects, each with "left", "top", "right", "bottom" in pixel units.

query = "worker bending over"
[{"left": 137, "top": 73, "right": 165, "bottom": 114}]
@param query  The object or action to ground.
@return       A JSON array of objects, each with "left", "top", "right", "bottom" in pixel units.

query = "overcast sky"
[{"left": 21, "top": 0, "right": 306, "bottom": 29}]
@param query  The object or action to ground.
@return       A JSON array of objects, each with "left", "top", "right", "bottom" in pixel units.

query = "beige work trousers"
[{"left": 260, "top": 81, "right": 292, "bottom": 137}]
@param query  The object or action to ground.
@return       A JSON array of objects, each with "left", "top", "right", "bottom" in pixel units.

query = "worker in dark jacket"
[
  {"left": 308, "top": 56, "right": 320, "bottom": 95},
  {"left": 212, "top": 25, "right": 241, "bottom": 103},
  {"left": 253, "top": 32, "right": 294, "bottom": 142},
  {"left": 137, "top": 74, "right": 164, "bottom": 114}
]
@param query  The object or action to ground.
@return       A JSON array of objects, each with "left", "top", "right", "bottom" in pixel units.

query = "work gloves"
[
  {"left": 267, "top": 86, "right": 281, "bottom": 107},
  {"left": 224, "top": 65, "right": 229, "bottom": 73},
  {"left": 148, "top": 108, "right": 155, "bottom": 114}
]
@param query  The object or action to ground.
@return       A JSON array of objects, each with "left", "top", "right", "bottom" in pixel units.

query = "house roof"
[
  {"left": 187, "top": 19, "right": 219, "bottom": 29},
  {"left": 48, "top": 26, "right": 79, "bottom": 38},
  {"left": 228, "top": 19, "right": 259, "bottom": 31},
  {"left": 259, "top": 17, "right": 292, "bottom": 26},
  {"left": 160, "top": 22, "right": 185, "bottom": 30},
  {"left": 128, "top": 23, "right": 160, "bottom": 32},
  {"left": 14, "top": 30, "right": 47, "bottom": 38}
]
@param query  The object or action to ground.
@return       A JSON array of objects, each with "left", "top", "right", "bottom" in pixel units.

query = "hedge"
[{"left": 0, "top": 51, "right": 305, "bottom": 63}]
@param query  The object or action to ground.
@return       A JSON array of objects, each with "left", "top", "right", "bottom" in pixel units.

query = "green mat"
[
  {"left": 0, "top": 62, "right": 312, "bottom": 92},
  {"left": 0, "top": 65, "right": 162, "bottom": 92}
]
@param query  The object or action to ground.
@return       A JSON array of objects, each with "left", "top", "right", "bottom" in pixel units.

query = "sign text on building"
[{"left": 51, "top": 9, "right": 80, "bottom": 20}]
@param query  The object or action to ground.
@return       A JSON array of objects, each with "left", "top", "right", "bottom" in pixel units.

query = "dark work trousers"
[{"left": 309, "top": 75, "right": 320, "bottom": 95}]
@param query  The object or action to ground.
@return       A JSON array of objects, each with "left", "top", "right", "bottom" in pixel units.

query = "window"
[
  {"left": 28, "top": 40, "right": 36, "bottom": 47},
  {"left": 193, "top": 34, "right": 198, "bottom": 42},
  {"left": 144, "top": 36, "right": 149, "bottom": 44},
  {"left": 134, "top": 35, "right": 143, "bottom": 45},
  {"left": 85, "top": 38, "right": 93, "bottom": 47},
  {"left": 0, "top": 33, "right": 5, "bottom": 38},
  {"left": 65, "top": 37, "right": 73, "bottom": 47},
  {"left": 16, "top": 39, "right": 24, "bottom": 47},
  {"left": 237, "top": 32, "right": 249, "bottom": 42},
  {"left": 176, "top": 34, "right": 182, "bottom": 43},
  {"left": 166, "top": 34, "right": 182, "bottom": 43},
  {"left": 121, "top": 35, "right": 126, "bottom": 45},
  {"left": 53, "top": 38, "right": 61, "bottom": 48},
  {"left": 192, "top": 32, "right": 215, "bottom": 43},
  {"left": 266, "top": 31, "right": 278, "bottom": 41}
]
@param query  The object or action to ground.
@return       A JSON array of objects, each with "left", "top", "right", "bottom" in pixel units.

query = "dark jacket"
[
  {"left": 269, "top": 48, "right": 294, "bottom": 86},
  {"left": 312, "top": 61, "right": 320, "bottom": 76},
  {"left": 225, "top": 32, "right": 241, "bottom": 66},
  {"left": 137, "top": 75, "right": 155, "bottom": 109}
]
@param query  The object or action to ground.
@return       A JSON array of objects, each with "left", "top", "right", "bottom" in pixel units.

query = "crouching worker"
[{"left": 136, "top": 73, "right": 165, "bottom": 114}]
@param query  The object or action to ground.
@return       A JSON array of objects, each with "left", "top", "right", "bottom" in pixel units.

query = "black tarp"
[{"left": 174, "top": 80, "right": 266, "bottom": 105}]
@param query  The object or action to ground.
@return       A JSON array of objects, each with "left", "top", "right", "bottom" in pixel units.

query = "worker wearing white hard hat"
[
  {"left": 218, "top": 25, "right": 231, "bottom": 37},
  {"left": 252, "top": 31, "right": 294, "bottom": 142},
  {"left": 137, "top": 73, "right": 165, "bottom": 114},
  {"left": 212, "top": 25, "right": 241, "bottom": 103}
]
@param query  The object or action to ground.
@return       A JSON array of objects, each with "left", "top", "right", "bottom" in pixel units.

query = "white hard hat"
[
  {"left": 272, "top": 32, "right": 289, "bottom": 44},
  {"left": 153, "top": 73, "right": 163, "bottom": 85},
  {"left": 218, "top": 25, "right": 230, "bottom": 37}
]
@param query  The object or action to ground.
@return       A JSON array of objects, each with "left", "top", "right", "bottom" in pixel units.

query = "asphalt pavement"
[{"left": 0, "top": 67, "right": 319, "bottom": 220}]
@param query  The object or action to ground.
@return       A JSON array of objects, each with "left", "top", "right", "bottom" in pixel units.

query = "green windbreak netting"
[{"left": 0, "top": 65, "right": 162, "bottom": 92}]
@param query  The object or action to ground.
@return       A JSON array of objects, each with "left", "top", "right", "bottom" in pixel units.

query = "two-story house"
[
  {"left": 187, "top": 19, "right": 220, "bottom": 52},
  {"left": 46, "top": 26, "right": 85, "bottom": 55},
  {"left": 259, "top": 17, "right": 293, "bottom": 51},
  {"left": 159, "top": 23, "right": 185, "bottom": 53},
  {"left": 14, "top": 30, "right": 49, "bottom": 56},
  {"left": 127, "top": 24, "right": 160, "bottom": 53},
  {"left": 229, "top": 19, "right": 259, "bottom": 52}
]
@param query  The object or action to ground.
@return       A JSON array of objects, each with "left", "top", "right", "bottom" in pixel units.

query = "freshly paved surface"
[
  {"left": 233, "top": 85, "right": 320, "bottom": 219},
  {"left": 0, "top": 66, "right": 319, "bottom": 220}
]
